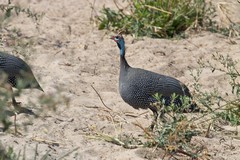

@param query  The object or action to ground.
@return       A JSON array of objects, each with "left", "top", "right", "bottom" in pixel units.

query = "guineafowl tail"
[
  {"left": 36, "top": 83, "right": 44, "bottom": 92},
  {"left": 30, "top": 76, "right": 43, "bottom": 92}
]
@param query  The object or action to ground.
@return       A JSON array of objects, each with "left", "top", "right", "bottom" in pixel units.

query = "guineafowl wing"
[
  {"left": 0, "top": 52, "right": 41, "bottom": 89},
  {"left": 121, "top": 67, "right": 192, "bottom": 108}
]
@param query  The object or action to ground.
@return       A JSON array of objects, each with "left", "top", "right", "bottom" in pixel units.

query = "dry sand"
[{"left": 0, "top": 0, "right": 240, "bottom": 159}]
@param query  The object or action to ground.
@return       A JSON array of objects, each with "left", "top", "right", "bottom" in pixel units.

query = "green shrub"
[
  {"left": 98, "top": 0, "right": 206, "bottom": 38},
  {"left": 0, "top": 143, "right": 17, "bottom": 160},
  {"left": 195, "top": 53, "right": 240, "bottom": 125},
  {"left": 0, "top": 0, "right": 44, "bottom": 22},
  {"left": 216, "top": 105, "right": 240, "bottom": 125}
]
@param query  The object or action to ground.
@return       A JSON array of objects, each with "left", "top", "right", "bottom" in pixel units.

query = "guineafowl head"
[{"left": 111, "top": 35, "right": 125, "bottom": 56}]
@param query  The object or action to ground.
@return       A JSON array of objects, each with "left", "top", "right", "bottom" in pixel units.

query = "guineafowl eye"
[{"left": 115, "top": 36, "right": 119, "bottom": 41}]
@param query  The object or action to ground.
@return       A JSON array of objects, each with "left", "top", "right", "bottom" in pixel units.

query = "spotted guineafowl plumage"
[
  {"left": 0, "top": 51, "right": 43, "bottom": 106},
  {"left": 111, "top": 35, "right": 198, "bottom": 125}
]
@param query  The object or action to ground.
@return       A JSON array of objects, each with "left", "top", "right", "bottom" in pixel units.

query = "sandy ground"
[{"left": 0, "top": 0, "right": 240, "bottom": 159}]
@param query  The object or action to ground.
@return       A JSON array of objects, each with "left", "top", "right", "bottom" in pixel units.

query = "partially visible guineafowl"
[
  {"left": 0, "top": 51, "right": 43, "bottom": 107},
  {"left": 0, "top": 51, "right": 43, "bottom": 134},
  {"left": 110, "top": 34, "right": 198, "bottom": 127}
]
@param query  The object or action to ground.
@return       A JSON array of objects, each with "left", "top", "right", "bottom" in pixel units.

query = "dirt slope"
[{"left": 0, "top": 0, "right": 240, "bottom": 159}]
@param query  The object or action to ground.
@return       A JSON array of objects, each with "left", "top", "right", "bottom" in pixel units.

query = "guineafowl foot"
[
  {"left": 149, "top": 121, "right": 156, "bottom": 131},
  {"left": 12, "top": 97, "right": 21, "bottom": 107},
  {"left": 13, "top": 101, "right": 21, "bottom": 105},
  {"left": 15, "top": 106, "right": 34, "bottom": 115},
  {"left": 12, "top": 97, "right": 34, "bottom": 115}
]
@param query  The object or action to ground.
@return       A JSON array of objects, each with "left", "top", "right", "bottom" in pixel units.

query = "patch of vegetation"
[
  {"left": 88, "top": 52, "right": 240, "bottom": 159},
  {"left": 0, "top": 1, "right": 69, "bottom": 157},
  {"left": 0, "top": 0, "right": 44, "bottom": 58},
  {"left": 96, "top": 0, "right": 240, "bottom": 38},
  {"left": 0, "top": 140, "right": 78, "bottom": 159},
  {"left": 0, "top": 143, "right": 17, "bottom": 160},
  {"left": 147, "top": 118, "right": 202, "bottom": 157},
  {"left": 196, "top": 53, "right": 240, "bottom": 126},
  {"left": 138, "top": 94, "right": 206, "bottom": 158},
  {"left": 216, "top": 105, "right": 240, "bottom": 125},
  {"left": 0, "top": 0, "right": 44, "bottom": 24},
  {"left": 89, "top": 96, "right": 208, "bottom": 159},
  {"left": 91, "top": 1, "right": 239, "bottom": 158},
  {"left": 97, "top": 0, "right": 206, "bottom": 38},
  {"left": 0, "top": 0, "right": 40, "bottom": 132}
]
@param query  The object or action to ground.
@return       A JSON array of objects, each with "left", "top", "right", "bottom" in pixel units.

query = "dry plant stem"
[
  {"left": 113, "top": 0, "right": 123, "bottom": 12},
  {"left": 133, "top": 122, "right": 156, "bottom": 142},
  {"left": 94, "top": 132, "right": 141, "bottom": 149},
  {"left": 124, "top": 111, "right": 149, "bottom": 118},
  {"left": 58, "top": 147, "right": 79, "bottom": 160},
  {"left": 190, "top": 99, "right": 240, "bottom": 123},
  {"left": 144, "top": 5, "right": 171, "bottom": 14},
  {"left": 90, "top": 85, "right": 112, "bottom": 111},
  {"left": 113, "top": 0, "right": 130, "bottom": 15},
  {"left": 87, "top": 0, "right": 97, "bottom": 22},
  {"left": 32, "top": 137, "right": 60, "bottom": 146},
  {"left": 205, "top": 122, "right": 212, "bottom": 138},
  {"left": 90, "top": 85, "right": 118, "bottom": 123},
  {"left": 162, "top": 151, "right": 168, "bottom": 159},
  {"left": 175, "top": 149, "right": 195, "bottom": 158},
  {"left": 83, "top": 105, "right": 99, "bottom": 109},
  {"left": 86, "top": 133, "right": 124, "bottom": 145},
  {"left": 90, "top": 85, "right": 121, "bottom": 134}
]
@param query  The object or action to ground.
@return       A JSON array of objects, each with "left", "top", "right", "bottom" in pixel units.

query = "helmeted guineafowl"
[
  {"left": 110, "top": 34, "right": 198, "bottom": 126},
  {"left": 0, "top": 51, "right": 43, "bottom": 134},
  {"left": 0, "top": 51, "right": 43, "bottom": 107}
]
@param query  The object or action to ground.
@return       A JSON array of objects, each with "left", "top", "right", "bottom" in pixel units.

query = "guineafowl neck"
[
  {"left": 119, "top": 46, "right": 130, "bottom": 68},
  {"left": 120, "top": 54, "right": 130, "bottom": 70}
]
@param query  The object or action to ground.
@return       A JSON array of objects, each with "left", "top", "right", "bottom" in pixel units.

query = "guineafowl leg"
[
  {"left": 11, "top": 91, "right": 31, "bottom": 135},
  {"left": 11, "top": 95, "right": 23, "bottom": 135},
  {"left": 2, "top": 84, "right": 20, "bottom": 135},
  {"left": 149, "top": 106, "right": 159, "bottom": 130},
  {"left": 149, "top": 104, "right": 167, "bottom": 130}
]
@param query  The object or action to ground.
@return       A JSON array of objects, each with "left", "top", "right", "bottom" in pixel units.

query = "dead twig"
[
  {"left": 91, "top": 85, "right": 112, "bottom": 111},
  {"left": 144, "top": 5, "right": 172, "bottom": 14},
  {"left": 189, "top": 98, "right": 240, "bottom": 125},
  {"left": 175, "top": 148, "right": 195, "bottom": 158},
  {"left": 83, "top": 105, "right": 99, "bottom": 109},
  {"left": 133, "top": 122, "right": 156, "bottom": 142},
  {"left": 113, "top": 0, "right": 130, "bottom": 15},
  {"left": 86, "top": 132, "right": 143, "bottom": 149},
  {"left": 58, "top": 147, "right": 79, "bottom": 159},
  {"left": 124, "top": 111, "right": 149, "bottom": 118},
  {"left": 31, "top": 137, "right": 60, "bottom": 146},
  {"left": 87, "top": 0, "right": 98, "bottom": 23},
  {"left": 205, "top": 122, "right": 212, "bottom": 138}
]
